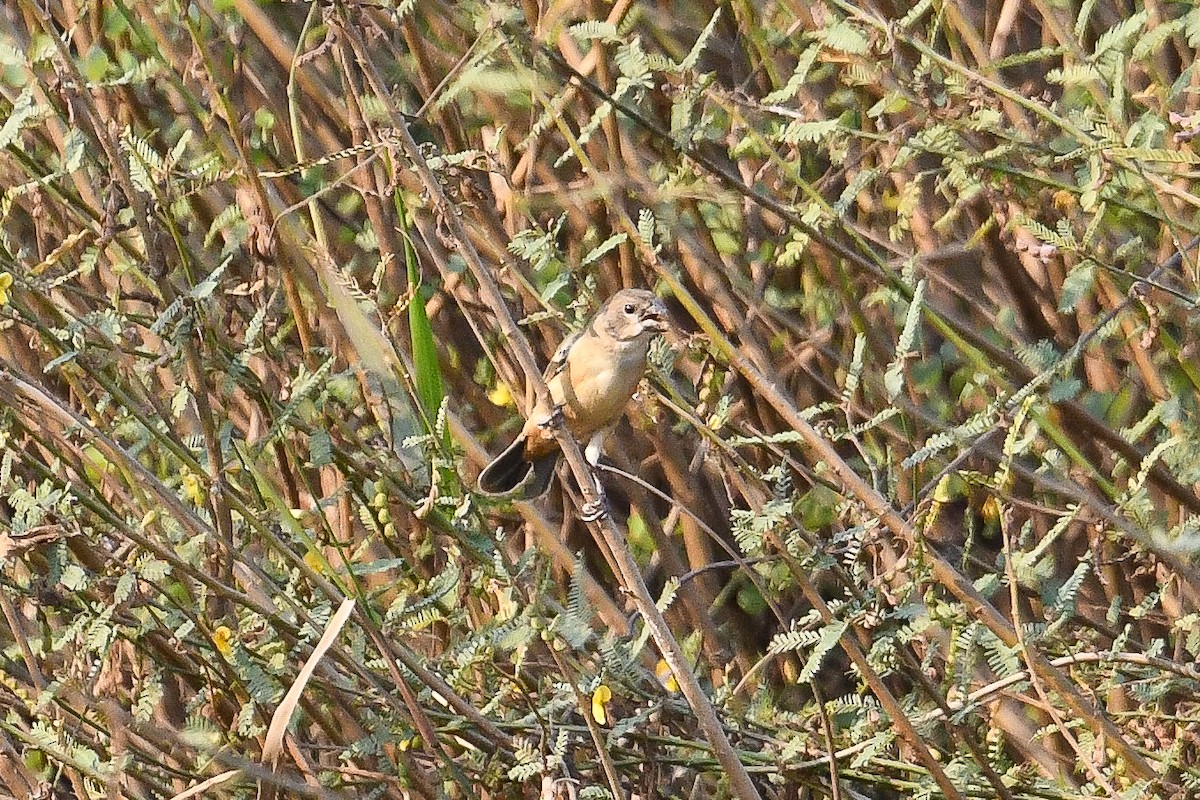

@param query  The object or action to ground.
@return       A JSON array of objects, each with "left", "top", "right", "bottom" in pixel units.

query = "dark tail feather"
[
  {"left": 478, "top": 436, "right": 532, "bottom": 495},
  {"left": 478, "top": 436, "right": 559, "bottom": 499},
  {"left": 526, "top": 453, "right": 559, "bottom": 498}
]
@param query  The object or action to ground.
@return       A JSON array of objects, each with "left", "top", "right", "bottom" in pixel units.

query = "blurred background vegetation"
[{"left": 1, "top": 0, "right": 1200, "bottom": 797}]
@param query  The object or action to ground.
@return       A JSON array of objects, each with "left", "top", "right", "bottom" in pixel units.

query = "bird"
[{"left": 477, "top": 288, "right": 669, "bottom": 513}]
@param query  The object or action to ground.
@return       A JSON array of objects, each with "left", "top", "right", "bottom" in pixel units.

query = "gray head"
[{"left": 597, "top": 289, "right": 669, "bottom": 342}]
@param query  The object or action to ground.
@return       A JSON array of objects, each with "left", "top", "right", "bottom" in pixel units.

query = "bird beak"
[{"left": 642, "top": 302, "right": 670, "bottom": 333}]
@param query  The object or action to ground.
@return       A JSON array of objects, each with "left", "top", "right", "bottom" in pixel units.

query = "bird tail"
[
  {"left": 527, "top": 451, "right": 558, "bottom": 498},
  {"left": 478, "top": 435, "right": 558, "bottom": 498}
]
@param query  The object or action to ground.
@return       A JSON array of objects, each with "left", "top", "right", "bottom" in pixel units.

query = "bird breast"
[{"left": 550, "top": 341, "right": 648, "bottom": 435}]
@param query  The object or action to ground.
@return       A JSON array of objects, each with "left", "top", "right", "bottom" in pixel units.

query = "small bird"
[{"left": 477, "top": 289, "right": 669, "bottom": 509}]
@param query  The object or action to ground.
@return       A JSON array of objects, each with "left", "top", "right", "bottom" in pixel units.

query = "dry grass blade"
[
  {"left": 262, "top": 598, "right": 357, "bottom": 770},
  {"left": 167, "top": 769, "right": 240, "bottom": 800}
]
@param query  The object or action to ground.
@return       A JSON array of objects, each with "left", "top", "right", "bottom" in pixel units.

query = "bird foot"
[
  {"left": 580, "top": 496, "right": 610, "bottom": 522},
  {"left": 540, "top": 404, "right": 565, "bottom": 429}
]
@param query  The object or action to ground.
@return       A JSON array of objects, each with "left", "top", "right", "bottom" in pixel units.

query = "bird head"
[{"left": 601, "top": 289, "right": 670, "bottom": 341}]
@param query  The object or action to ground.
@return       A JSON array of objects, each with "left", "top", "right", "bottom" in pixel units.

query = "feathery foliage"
[{"left": 1, "top": 1, "right": 1200, "bottom": 799}]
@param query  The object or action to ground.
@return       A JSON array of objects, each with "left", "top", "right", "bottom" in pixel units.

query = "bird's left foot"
[
  {"left": 580, "top": 467, "right": 610, "bottom": 521},
  {"left": 580, "top": 495, "right": 610, "bottom": 522}
]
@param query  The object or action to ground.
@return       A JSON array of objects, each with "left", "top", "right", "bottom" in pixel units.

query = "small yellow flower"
[
  {"left": 212, "top": 625, "right": 235, "bottom": 657},
  {"left": 303, "top": 550, "right": 325, "bottom": 573},
  {"left": 655, "top": 659, "right": 679, "bottom": 693},
  {"left": 0, "top": 272, "right": 12, "bottom": 305},
  {"left": 591, "top": 684, "right": 613, "bottom": 725},
  {"left": 981, "top": 495, "right": 1001, "bottom": 523},
  {"left": 180, "top": 470, "right": 205, "bottom": 506},
  {"left": 488, "top": 382, "right": 514, "bottom": 408}
]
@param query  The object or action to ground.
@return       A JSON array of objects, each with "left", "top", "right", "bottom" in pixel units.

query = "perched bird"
[{"left": 477, "top": 289, "right": 669, "bottom": 508}]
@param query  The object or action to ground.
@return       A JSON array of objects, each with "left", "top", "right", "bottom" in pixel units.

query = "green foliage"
[
  {"left": 3, "top": 0, "right": 1200, "bottom": 798},
  {"left": 396, "top": 189, "right": 447, "bottom": 445}
]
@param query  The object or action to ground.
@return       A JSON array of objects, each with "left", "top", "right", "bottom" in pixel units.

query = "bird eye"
[{"left": 624, "top": 303, "right": 635, "bottom": 314}]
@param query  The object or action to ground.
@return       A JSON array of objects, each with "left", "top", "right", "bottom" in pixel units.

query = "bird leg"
[
  {"left": 579, "top": 429, "right": 611, "bottom": 522},
  {"left": 537, "top": 403, "right": 565, "bottom": 430},
  {"left": 580, "top": 492, "right": 609, "bottom": 522},
  {"left": 583, "top": 429, "right": 607, "bottom": 467}
]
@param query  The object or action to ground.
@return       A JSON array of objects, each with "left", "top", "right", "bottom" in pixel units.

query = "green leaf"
[
  {"left": 1132, "top": 17, "right": 1184, "bottom": 60},
  {"left": 581, "top": 233, "right": 628, "bottom": 268},
  {"left": 678, "top": 9, "right": 720, "bottom": 72},
  {"left": 1046, "top": 63, "right": 1102, "bottom": 86},
  {"left": 309, "top": 429, "right": 332, "bottom": 467},
  {"left": 61, "top": 564, "right": 88, "bottom": 591},
  {"left": 1073, "top": 0, "right": 1100, "bottom": 39},
  {"left": 885, "top": 279, "right": 925, "bottom": 401},
  {"left": 737, "top": 582, "right": 766, "bottom": 615},
  {"left": 778, "top": 118, "right": 840, "bottom": 144},
  {"left": 189, "top": 254, "right": 231, "bottom": 300},
  {"left": 637, "top": 208, "right": 657, "bottom": 250},
  {"left": 80, "top": 45, "right": 111, "bottom": 83},
  {"left": 397, "top": 191, "right": 446, "bottom": 444},
  {"left": 1058, "top": 262, "right": 1096, "bottom": 311},
  {"left": 568, "top": 20, "right": 619, "bottom": 43},
  {"left": 1048, "top": 377, "right": 1082, "bottom": 402},
  {"left": 0, "top": 88, "right": 41, "bottom": 150},
  {"left": 764, "top": 44, "right": 820, "bottom": 104},
  {"left": 62, "top": 128, "right": 87, "bottom": 173},
  {"left": 1187, "top": 7, "right": 1200, "bottom": 48},
  {"left": 799, "top": 619, "right": 847, "bottom": 683},
  {"left": 867, "top": 91, "right": 909, "bottom": 118},
  {"left": 1090, "top": 10, "right": 1148, "bottom": 60},
  {"left": 817, "top": 21, "right": 869, "bottom": 55},
  {"left": 844, "top": 332, "right": 866, "bottom": 399}
]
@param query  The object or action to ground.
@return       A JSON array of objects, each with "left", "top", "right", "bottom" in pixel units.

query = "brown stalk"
[
  {"left": 337, "top": 22, "right": 766, "bottom": 792},
  {"left": 651, "top": 269, "right": 1171, "bottom": 792}
]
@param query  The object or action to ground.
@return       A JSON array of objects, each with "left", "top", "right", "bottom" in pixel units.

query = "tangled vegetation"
[{"left": 2, "top": 0, "right": 1200, "bottom": 798}]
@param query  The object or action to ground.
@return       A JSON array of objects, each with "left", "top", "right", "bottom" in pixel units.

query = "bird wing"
[{"left": 543, "top": 328, "right": 582, "bottom": 381}]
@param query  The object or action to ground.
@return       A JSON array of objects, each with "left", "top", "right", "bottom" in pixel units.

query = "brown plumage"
[{"left": 477, "top": 289, "right": 669, "bottom": 499}]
